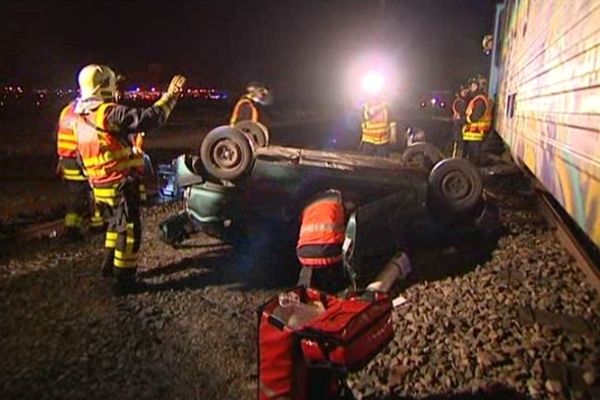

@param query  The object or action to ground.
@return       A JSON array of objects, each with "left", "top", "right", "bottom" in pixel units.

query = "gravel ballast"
[{"left": 1, "top": 175, "right": 599, "bottom": 400}]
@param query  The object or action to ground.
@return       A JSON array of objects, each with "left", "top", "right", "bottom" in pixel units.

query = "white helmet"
[{"left": 78, "top": 64, "right": 118, "bottom": 100}]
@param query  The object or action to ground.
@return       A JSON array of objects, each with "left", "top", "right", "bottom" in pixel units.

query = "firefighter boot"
[{"left": 100, "top": 249, "right": 114, "bottom": 278}]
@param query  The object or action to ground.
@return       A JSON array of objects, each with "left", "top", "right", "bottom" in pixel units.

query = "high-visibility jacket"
[
  {"left": 296, "top": 192, "right": 345, "bottom": 267},
  {"left": 56, "top": 102, "right": 87, "bottom": 181},
  {"left": 451, "top": 97, "right": 466, "bottom": 121},
  {"left": 74, "top": 102, "right": 143, "bottom": 186},
  {"left": 462, "top": 95, "right": 493, "bottom": 142},
  {"left": 361, "top": 101, "right": 391, "bottom": 145},
  {"left": 229, "top": 95, "right": 259, "bottom": 126}
]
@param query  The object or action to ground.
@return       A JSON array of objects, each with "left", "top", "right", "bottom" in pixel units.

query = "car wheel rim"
[
  {"left": 212, "top": 139, "right": 241, "bottom": 170},
  {"left": 441, "top": 171, "right": 471, "bottom": 200}
]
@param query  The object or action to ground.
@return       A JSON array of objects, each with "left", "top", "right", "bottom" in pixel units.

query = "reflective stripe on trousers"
[{"left": 95, "top": 181, "right": 141, "bottom": 276}]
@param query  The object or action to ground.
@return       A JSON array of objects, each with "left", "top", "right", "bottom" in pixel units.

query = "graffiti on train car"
[{"left": 493, "top": 0, "right": 600, "bottom": 247}]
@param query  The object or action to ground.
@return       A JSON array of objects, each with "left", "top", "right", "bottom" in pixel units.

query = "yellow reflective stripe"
[
  {"left": 58, "top": 143, "right": 78, "bottom": 151},
  {"left": 95, "top": 103, "right": 111, "bottom": 129},
  {"left": 57, "top": 132, "right": 77, "bottom": 141},
  {"left": 125, "top": 223, "right": 135, "bottom": 252},
  {"left": 64, "top": 175, "right": 87, "bottom": 181},
  {"left": 65, "top": 213, "right": 83, "bottom": 227},
  {"left": 115, "top": 249, "right": 136, "bottom": 260},
  {"left": 114, "top": 258, "right": 136, "bottom": 268},
  {"left": 83, "top": 148, "right": 132, "bottom": 167},
  {"left": 63, "top": 168, "right": 84, "bottom": 175},
  {"left": 94, "top": 187, "right": 119, "bottom": 197},
  {"left": 105, "top": 231, "right": 118, "bottom": 247},
  {"left": 114, "top": 249, "right": 137, "bottom": 268}
]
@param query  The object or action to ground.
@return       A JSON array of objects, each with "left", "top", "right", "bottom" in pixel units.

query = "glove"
[
  {"left": 167, "top": 75, "right": 186, "bottom": 97},
  {"left": 155, "top": 75, "right": 186, "bottom": 119}
]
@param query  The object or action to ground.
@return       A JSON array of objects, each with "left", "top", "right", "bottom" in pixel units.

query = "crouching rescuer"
[
  {"left": 296, "top": 190, "right": 350, "bottom": 294},
  {"left": 73, "top": 64, "right": 186, "bottom": 293}
]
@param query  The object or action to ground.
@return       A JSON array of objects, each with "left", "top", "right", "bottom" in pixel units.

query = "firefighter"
[
  {"left": 360, "top": 96, "right": 391, "bottom": 157},
  {"left": 73, "top": 64, "right": 186, "bottom": 294},
  {"left": 296, "top": 189, "right": 350, "bottom": 294},
  {"left": 229, "top": 81, "right": 272, "bottom": 126},
  {"left": 55, "top": 102, "right": 104, "bottom": 240},
  {"left": 462, "top": 77, "right": 493, "bottom": 165},
  {"left": 451, "top": 84, "right": 469, "bottom": 157}
]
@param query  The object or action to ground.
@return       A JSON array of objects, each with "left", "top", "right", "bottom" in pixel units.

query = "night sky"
[{"left": 0, "top": 0, "right": 499, "bottom": 105}]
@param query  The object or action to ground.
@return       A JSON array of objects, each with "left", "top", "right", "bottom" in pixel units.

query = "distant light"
[
  {"left": 361, "top": 70, "right": 385, "bottom": 96},
  {"left": 151, "top": 87, "right": 156, "bottom": 92},
  {"left": 439, "top": 101, "right": 446, "bottom": 108},
  {"left": 420, "top": 101, "right": 427, "bottom": 108},
  {"left": 430, "top": 97, "right": 437, "bottom": 105},
  {"left": 136, "top": 87, "right": 141, "bottom": 92}
]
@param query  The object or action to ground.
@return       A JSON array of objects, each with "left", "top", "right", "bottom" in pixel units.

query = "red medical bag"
[{"left": 258, "top": 287, "right": 393, "bottom": 400}]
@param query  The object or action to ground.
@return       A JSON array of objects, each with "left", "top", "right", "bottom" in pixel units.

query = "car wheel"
[
  {"left": 402, "top": 142, "right": 443, "bottom": 170},
  {"left": 200, "top": 126, "right": 254, "bottom": 181},
  {"left": 234, "top": 121, "right": 270, "bottom": 148},
  {"left": 428, "top": 158, "right": 482, "bottom": 213}
]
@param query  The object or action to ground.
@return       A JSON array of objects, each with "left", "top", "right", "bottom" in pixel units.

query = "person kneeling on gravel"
[
  {"left": 296, "top": 189, "right": 352, "bottom": 294},
  {"left": 73, "top": 64, "right": 186, "bottom": 294}
]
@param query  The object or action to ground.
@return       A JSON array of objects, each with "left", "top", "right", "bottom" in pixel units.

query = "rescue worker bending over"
[
  {"left": 451, "top": 84, "right": 469, "bottom": 157},
  {"left": 229, "top": 81, "right": 272, "bottom": 126},
  {"left": 296, "top": 189, "right": 350, "bottom": 294},
  {"left": 360, "top": 97, "right": 391, "bottom": 157},
  {"left": 56, "top": 101, "right": 104, "bottom": 240},
  {"left": 461, "top": 77, "right": 493, "bottom": 165},
  {"left": 73, "top": 64, "right": 186, "bottom": 293}
]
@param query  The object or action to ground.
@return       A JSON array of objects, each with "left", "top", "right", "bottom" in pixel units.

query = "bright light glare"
[{"left": 361, "top": 71, "right": 385, "bottom": 96}]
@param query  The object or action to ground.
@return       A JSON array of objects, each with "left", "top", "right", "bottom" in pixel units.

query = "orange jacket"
[
  {"left": 229, "top": 95, "right": 259, "bottom": 125},
  {"left": 74, "top": 103, "right": 142, "bottom": 186},
  {"left": 296, "top": 192, "right": 345, "bottom": 267}
]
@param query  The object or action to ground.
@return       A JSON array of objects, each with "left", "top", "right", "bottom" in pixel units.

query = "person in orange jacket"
[{"left": 296, "top": 189, "right": 350, "bottom": 294}]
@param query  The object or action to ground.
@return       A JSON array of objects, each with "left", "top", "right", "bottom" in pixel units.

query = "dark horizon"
[{"left": 0, "top": 0, "right": 499, "bottom": 105}]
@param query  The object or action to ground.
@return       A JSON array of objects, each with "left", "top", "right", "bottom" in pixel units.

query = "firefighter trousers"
[
  {"left": 64, "top": 179, "right": 89, "bottom": 230},
  {"left": 94, "top": 179, "right": 142, "bottom": 280}
]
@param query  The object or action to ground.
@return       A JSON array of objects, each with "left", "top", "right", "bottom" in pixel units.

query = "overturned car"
[{"left": 159, "top": 122, "right": 491, "bottom": 276}]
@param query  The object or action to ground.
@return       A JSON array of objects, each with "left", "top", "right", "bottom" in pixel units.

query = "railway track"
[{"left": 536, "top": 189, "right": 600, "bottom": 295}]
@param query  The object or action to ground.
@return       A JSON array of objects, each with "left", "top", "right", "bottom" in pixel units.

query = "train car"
[{"left": 490, "top": 0, "right": 600, "bottom": 248}]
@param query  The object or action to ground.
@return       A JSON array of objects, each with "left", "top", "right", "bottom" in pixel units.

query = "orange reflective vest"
[
  {"left": 451, "top": 97, "right": 465, "bottom": 121},
  {"left": 296, "top": 193, "right": 345, "bottom": 267},
  {"left": 229, "top": 96, "right": 259, "bottom": 126},
  {"left": 463, "top": 95, "right": 493, "bottom": 142},
  {"left": 57, "top": 102, "right": 79, "bottom": 158},
  {"left": 361, "top": 102, "right": 390, "bottom": 145},
  {"left": 74, "top": 102, "right": 143, "bottom": 186}
]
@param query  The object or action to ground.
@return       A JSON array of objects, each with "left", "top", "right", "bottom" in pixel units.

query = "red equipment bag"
[
  {"left": 258, "top": 287, "right": 393, "bottom": 400},
  {"left": 299, "top": 289, "right": 393, "bottom": 371}
]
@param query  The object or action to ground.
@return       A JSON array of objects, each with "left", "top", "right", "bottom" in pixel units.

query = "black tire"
[
  {"left": 200, "top": 126, "right": 254, "bottom": 181},
  {"left": 234, "top": 121, "right": 270, "bottom": 148},
  {"left": 402, "top": 142, "right": 443, "bottom": 170},
  {"left": 428, "top": 158, "right": 483, "bottom": 213}
]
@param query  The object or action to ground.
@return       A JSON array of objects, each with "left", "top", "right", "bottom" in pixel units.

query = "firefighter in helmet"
[
  {"left": 461, "top": 76, "right": 493, "bottom": 165},
  {"left": 229, "top": 81, "right": 272, "bottom": 126},
  {"left": 73, "top": 64, "right": 186, "bottom": 294}
]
